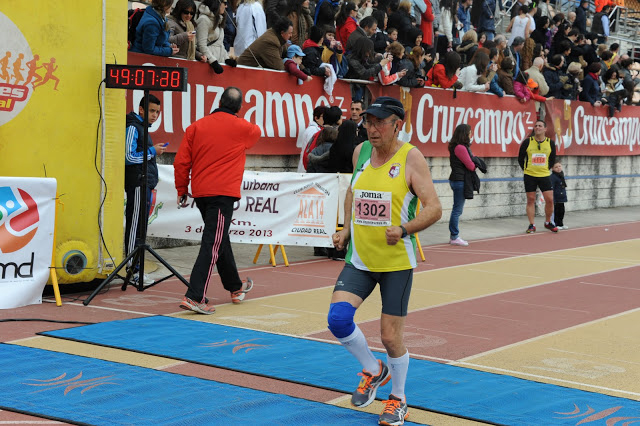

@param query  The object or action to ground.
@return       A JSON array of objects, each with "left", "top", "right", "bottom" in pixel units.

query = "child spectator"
[
  {"left": 130, "top": 0, "right": 180, "bottom": 57},
  {"left": 387, "top": 28, "right": 399, "bottom": 43},
  {"left": 378, "top": 42, "right": 408, "bottom": 85},
  {"left": 550, "top": 161, "right": 568, "bottom": 229},
  {"left": 514, "top": 71, "right": 548, "bottom": 104},
  {"left": 284, "top": 45, "right": 313, "bottom": 83},
  {"left": 322, "top": 27, "right": 349, "bottom": 78}
]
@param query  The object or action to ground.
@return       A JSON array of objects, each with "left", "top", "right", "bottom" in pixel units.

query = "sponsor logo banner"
[
  {"left": 148, "top": 166, "right": 339, "bottom": 247},
  {"left": 0, "top": 177, "right": 56, "bottom": 309},
  {"left": 545, "top": 99, "right": 640, "bottom": 156},
  {"left": 128, "top": 52, "right": 640, "bottom": 157},
  {"left": 127, "top": 54, "right": 352, "bottom": 156}
]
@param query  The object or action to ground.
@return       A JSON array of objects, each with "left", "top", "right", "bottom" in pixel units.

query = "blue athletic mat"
[
  {"left": 0, "top": 344, "right": 421, "bottom": 426},
  {"left": 42, "top": 316, "right": 640, "bottom": 425}
]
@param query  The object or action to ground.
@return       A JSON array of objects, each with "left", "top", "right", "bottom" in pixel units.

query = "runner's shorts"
[
  {"left": 333, "top": 263, "right": 413, "bottom": 317},
  {"left": 524, "top": 174, "right": 552, "bottom": 193}
]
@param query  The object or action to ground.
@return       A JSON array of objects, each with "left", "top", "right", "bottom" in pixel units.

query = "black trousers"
[
  {"left": 554, "top": 202, "right": 565, "bottom": 226},
  {"left": 124, "top": 177, "right": 152, "bottom": 269},
  {"left": 185, "top": 195, "right": 242, "bottom": 302}
]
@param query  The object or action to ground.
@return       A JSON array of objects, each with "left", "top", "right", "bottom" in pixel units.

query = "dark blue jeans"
[{"left": 449, "top": 180, "right": 466, "bottom": 240}]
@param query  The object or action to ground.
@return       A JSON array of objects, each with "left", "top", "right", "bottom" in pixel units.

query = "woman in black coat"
[
  {"left": 329, "top": 120, "right": 359, "bottom": 173},
  {"left": 447, "top": 123, "right": 477, "bottom": 247},
  {"left": 580, "top": 63, "right": 604, "bottom": 106}
]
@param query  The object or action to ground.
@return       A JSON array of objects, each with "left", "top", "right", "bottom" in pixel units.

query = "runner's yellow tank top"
[
  {"left": 524, "top": 137, "right": 553, "bottom": 177},
  {"left": 346, "top": 141, "right": 418, "bottom": 272}
]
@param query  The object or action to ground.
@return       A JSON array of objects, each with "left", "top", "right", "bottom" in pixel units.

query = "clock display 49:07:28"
[{"left": 108, "top": 68, "right": 182, "bottom": 88}]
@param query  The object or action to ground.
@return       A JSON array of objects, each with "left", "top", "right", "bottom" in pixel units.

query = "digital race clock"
[{"left": 105, "top": 64, "right": 188, "bottom": 91}]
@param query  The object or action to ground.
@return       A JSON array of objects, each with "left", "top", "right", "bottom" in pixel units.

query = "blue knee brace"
[{"left": 327, "top": 302, "right": 356, "bottom": 338}]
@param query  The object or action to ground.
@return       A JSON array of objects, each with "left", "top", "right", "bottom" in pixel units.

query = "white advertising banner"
[
  {"left": 149, "top": 166, "right": 340, "bottom": 247},
  {"left": 0, "top": 177, "right": 56, "bottom": 309}
]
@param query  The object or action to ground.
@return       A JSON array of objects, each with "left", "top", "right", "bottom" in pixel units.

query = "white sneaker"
[
  {"left": 450, "top": 237, "right": 469, "bottom": 246},
  {"left": 561, "top": 225, "right": 569, "bottom": 229},
  {"left": 133, "top": 273, "right": 154, "bottom": 286}
]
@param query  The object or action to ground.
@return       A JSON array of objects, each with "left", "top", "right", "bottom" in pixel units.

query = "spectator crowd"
[{"left": 130, "top": 0, "right": 640, "bottom": 116}]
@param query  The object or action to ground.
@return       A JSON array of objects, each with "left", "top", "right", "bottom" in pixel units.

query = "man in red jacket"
[{"left": 174, "top": 87, "right": 262, "bottom": 314}]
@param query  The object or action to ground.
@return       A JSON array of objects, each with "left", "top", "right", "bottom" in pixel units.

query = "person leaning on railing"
[
  {"left": 130, "top": 0, "right": 180, "bottom": 57},
  {"left": 425, "top": 50, "right": 463, "bottom": 88},
  {"left": 167, "top": 0, "right": 207, "bottom": 62}
]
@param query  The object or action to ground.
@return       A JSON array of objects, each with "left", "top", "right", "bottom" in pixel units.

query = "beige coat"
[
  {"left": 525, "top": 65, "right": 549, "bottom": 96},
  {"left": 195, "top": 4, "right": 229, "bottom": 64}
]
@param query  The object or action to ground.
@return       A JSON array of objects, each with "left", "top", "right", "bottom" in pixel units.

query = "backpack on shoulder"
[
  {"left": 128, "top": 8, "right": 144, "bottom": 50},
  {"left": 302, "top": 129, "right": 323, "bottom": 170}
]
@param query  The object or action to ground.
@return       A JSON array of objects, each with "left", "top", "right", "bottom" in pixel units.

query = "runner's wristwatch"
[{"left": 400, "top": 225, "right": 408, "bottom": 238}]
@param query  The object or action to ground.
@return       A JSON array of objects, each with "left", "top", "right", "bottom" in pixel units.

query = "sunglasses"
[{"left": 182, "top": 10, "right": 194, "bottom": 15}]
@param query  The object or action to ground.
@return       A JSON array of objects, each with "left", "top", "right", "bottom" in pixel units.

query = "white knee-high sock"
[
  {"left": 388, "top": 351, "right": 410, "bottom": 400},
  {"left": 337, "top": 325, "right": 380, "bottom": 374}
]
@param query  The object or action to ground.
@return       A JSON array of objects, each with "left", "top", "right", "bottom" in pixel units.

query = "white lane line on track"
[
  {"left": 547, "top": 348, "right": 640, "bottom": 366},
  {"left": 404, "top": 325, "right": 491, "bottom": 340},
  {"left": 412, "top": 288, "right": 458, "bottom": 295},
  {"left": 430, "top": 248, "right": 640, "bottom": 264},
  {"left": 259, "top": 304, "right": 326, "bottom": 316},
  {"left": 422, "top": 221, "right": 638, "bottom": 251},
  {"left": 268, "top": 270, "right": 338, "bottom": 280},
  {"left": 39, "top": 302, "right": 155, "bottom": 316},
  {"left": 326, "top": 395, "right": 351, "bottom": 405},
  {"left": 471, "top": 313, "right": 526, "bottom": 322},
  {"left": 449, "top": 361, "right": 640, "bottom": 398},
  {"left": 458, "top": 307, "right": 640, "bottom": 362},
  {"left": 497, "top": 299, "right": 590, "bottom": 313},
  {"left": 156, "top": 360, "right": 187, "bottom": 370},
  {"left": 405, "top": 349, "right": 640, "bottom": 398},
  {"left": 579, "top": 281, "right": 640, "bottom": 291},
  {"left": 467, "top": 268, "right": 542, "bottom": 279},
  {"left": 415, "top": 238, "right": 640, "bottom": 274},
  {"left": 335, "top": 263, "right": 640, "bottom": 333}
]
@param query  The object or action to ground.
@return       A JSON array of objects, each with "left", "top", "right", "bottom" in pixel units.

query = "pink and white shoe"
[
  {"left": 450, "top": 237, "right": 469, "bottom": 246},
  {"left": 231, "top": 278, "right": 254, "bottom": 304}
]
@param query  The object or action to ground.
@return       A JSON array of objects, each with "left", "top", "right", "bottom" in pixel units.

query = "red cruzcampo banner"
[
  {"left": 127, "top": 53, "right": 352, "bottom": 156},
  {"left": 127, "top": 52, "right": 640, "bottom": 157},
  {"left": 545, "top": 98, "right": 640, "bottom": 156}
]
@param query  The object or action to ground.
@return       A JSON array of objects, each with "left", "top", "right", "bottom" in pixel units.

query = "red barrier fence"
[{"left": 127, "top": 52, "right": 640, "bottom": 157}]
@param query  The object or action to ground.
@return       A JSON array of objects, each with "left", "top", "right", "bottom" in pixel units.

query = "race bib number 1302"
[{"left": 353, "top": 190, "right": 391, "bottom": 226}]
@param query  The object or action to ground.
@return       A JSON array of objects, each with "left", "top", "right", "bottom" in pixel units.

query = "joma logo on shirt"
[{"left": 359, "top": 192, "right": 383, "bottom": 198}]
